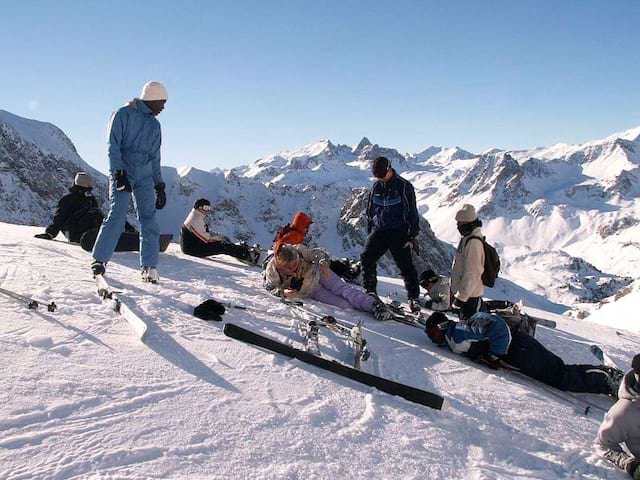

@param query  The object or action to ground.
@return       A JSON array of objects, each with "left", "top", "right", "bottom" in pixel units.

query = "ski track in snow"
[{"left": 0, "top": 223, "right": 636, "bottom": 479}]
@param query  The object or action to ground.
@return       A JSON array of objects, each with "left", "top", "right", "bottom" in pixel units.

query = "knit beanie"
[
  {"left": 455, "top": 204, "right": 478, "bottom": 223},
  {"left": 371, "top": 156, "right": 390, "bottom": 178},
  {"left": 74, "top": 172, "right": 93, "bottom": 188},
  {"left": 193, "top": 198, "right": 211, "bottom": 210},
  {"left": 632, "top": 354, "right": 640, "bottom": 375},
  {"left": 420, "top": 269, "right": 438, "bottom": 284},
  {"left": 140, "top": 81, "right": 168, "bottom": 101}
]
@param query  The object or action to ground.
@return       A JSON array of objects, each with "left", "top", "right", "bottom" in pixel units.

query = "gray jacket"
[
  {"left": 594, "top": 371, "right": 640, "bottom": 471},
  {"left": 425, "top": 276, "right": 451, "bottom": 311},
  {"left": 263, "top": 245, "right": 330, "bottom": 297}
]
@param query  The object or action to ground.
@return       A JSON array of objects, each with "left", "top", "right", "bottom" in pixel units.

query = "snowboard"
[{"left": 80, "top": 228, "right": 173, "bottom": 253}]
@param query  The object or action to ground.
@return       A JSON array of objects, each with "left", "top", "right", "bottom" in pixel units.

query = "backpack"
[
  {"left": 466, "top": 236, "right": 500, "bottom": 287},
  {"left": 487, "top": 302, "right": 537, "bottom": 337}
]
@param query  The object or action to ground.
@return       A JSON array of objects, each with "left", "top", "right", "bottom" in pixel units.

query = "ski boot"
[
  {"left": 91, "top": 260, "right": 106, "bottom": 277},
  {"left": 141, "top": 267, "right": 159, "bottom": 284},
  {"left": 408, "top": 298, "right": 421, "bottom": 314},
  {"left": 602, "top": 366, "right": 624, "bottom": 398},
  {"left": 372, "top": 300, "right": 394, "bottom": 322}
]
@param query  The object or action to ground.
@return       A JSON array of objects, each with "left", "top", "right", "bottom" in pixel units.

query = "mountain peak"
[{"left": 354, "top": 136, "right": 372, "bottom": 152}]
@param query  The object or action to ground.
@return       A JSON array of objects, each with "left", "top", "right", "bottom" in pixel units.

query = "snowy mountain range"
[{"left": 1, "top": 109, "right": 638, "bottom": 311}]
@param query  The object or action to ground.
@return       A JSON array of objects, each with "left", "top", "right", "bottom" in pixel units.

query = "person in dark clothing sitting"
[
  {"left": 180, "top": 198, "right": 261, "bottom": 265},
  {"left": 35, "top": 172, "right": 104, "bottom": 243},
  {"left": 425, "top": 311, "right": 624, "bottom": 395},
  {"left": 361, "top": 156, "right": 421, "bottom": 313}
]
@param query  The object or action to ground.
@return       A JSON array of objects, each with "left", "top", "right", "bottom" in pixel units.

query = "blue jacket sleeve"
[
  {"left": 150, "top": 122, "right": 163, "bottom": 186},
  {"left": 107, "top": 110, "right": 125, "bottom": 173}
]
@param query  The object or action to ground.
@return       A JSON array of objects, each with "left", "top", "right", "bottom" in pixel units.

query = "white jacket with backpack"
[{"left": 450, "top": 226, "right": 485, "bottom": 302}]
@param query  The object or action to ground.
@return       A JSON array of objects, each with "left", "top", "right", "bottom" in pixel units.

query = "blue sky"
[{"left": 1, "top": 1, "right": 638, "bottom": 173}]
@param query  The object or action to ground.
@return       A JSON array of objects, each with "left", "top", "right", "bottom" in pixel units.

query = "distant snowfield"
[{"left": 0, "top": 222, "right": 637, "bottom": 479}]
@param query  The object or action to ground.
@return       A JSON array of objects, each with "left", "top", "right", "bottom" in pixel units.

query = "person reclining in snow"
[
  {"left": 594, "top": 354, "right": 640, "bottom": 479},
  {"left": 180, "top": 198, "right": 261, "bottom": 265},
  {"left": 35, "top": 172, "right": 137, "bottom": 243},
  {"left": 419, "top": 269, "right": 451, "bottom": 311},
  {"left": 34, "top": 172, "right": 104, "bottom": 243},
  {"left": 273, "top": 211, "right": 361, "bottom": 283},
  {"left": 425, "top": 311, "right": 623, "bottom": 395},
  {"left": 264, "top": 243, "right": 394, "bottom": 321}
]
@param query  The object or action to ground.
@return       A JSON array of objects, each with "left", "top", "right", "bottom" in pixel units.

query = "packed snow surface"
[{"left": 0, "top": 223, "right": 637, "bottom": 479}]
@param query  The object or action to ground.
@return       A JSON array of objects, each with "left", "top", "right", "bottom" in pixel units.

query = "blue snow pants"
[{"left": 92, "top": 175, "right": 159, "bottom": 268}]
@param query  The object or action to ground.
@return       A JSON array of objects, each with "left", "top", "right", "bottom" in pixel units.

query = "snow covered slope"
[
  {"left": 0, "top": 110, "right": 109, "bottom": 225},
  {"left": 0, "top": 222, "right": 637, "bottom": 479}
]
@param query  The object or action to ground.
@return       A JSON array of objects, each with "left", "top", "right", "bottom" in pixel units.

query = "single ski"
[
  {"left": 94, "top": 275, "right": 148, "bottom": 342},
  {"left": 0, "top": 286, "right": 57, "bottom": 312},
  {"left": 223, "top": 323, "right": 446, "bottom": 410}
]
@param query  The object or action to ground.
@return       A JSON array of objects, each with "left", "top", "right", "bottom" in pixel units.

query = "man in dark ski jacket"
[
  {"left": 35, "top": 172, "right": 103, "bottom": 243},
  {"left": 361, "top": 156, "right": 421, "bottom": 312},
  {"left": 595, "top": 354, "right": 640, "bottom": 479},
  {"left": 425, "top": 311, "right": 624, "bottom": 395}
]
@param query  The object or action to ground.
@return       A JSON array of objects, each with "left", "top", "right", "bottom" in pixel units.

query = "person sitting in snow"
[
  {"left": 35, "top": 172, "right": 104, "bottom": 243},
  {"left": 425, "top": 311, "right": 623, "bottom": 395},
  {"left": 594, "top": 354, "right": 640, "bottom": 479},
  {"left": 180, "top": 198, "right": 261, "bottom": 265},
  {"left": 272, "top": 211, "right": 361, "bottom": 283},
  {"left": 419, "top": 269, "right": 451, "bottom": 311},
  {"left": 263, "top": 243, "right": 394, "bottom": 321}
]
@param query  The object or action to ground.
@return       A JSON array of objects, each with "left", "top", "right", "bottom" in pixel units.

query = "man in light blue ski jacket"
[{"left": 91, "top": 81, "right": 168, "bottom": 283}]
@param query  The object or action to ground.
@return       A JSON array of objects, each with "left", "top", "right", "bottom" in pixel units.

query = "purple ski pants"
[{"left": 309, "top": 270, "right": 375, "bottom": 312}]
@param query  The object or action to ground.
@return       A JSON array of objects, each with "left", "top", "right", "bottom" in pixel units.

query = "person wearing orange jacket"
[{"left": 272, "top": 211, "right": 361, "bottom": 282}]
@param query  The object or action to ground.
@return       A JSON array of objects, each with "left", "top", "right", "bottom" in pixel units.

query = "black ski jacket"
[{"left": 45, "top": 186, "right": 103, "bottom": 242}]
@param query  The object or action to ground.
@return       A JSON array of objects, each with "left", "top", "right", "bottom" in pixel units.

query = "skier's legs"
[
  {"left": 360, "top": 231, "right": 390, "bottom": 294},
  {"left": 388, "top": 232, "right": 420, "bottom": 299},
  {"left": 319, "top": 270, "right": 375, "bottom": 312},
  {"left": 92, "top": 181, "right": 130, "bottom": 263},
  {"left": 504, "top": 331, "right": 610, "bottom": 393},
  {"left": 309, "top": 286, "right": 352, "bottom": 310},
  {"left": 132, "top": 181, "right": 160, "bottom": 268},
  {"left": 217, "top": 242, "right": 251, "bottom": 261}
]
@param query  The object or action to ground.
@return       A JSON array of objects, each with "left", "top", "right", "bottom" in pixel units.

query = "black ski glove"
[
  {"left": 155, "top": 182, "right": 166, "bottom": 210},
  {"left": 452, "top": 297, "right": 465, "bottom": 310},
  {"left": 35, "top": 232, "right": 53, "bottom": 240},
  {"left": 290, "top": 277, "right": 304, "bottom": 291},
  {"left": 114, "top": 170, "right": 132, "bottom": 192}
]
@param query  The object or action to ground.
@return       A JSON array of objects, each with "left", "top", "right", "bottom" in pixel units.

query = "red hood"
[{"left": 291, "top": 212, "right": 313, "bottom": 232}]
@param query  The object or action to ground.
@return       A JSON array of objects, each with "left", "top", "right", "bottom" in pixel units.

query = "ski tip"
[{"left": 439, "top": 398, "right": 450, "bottom": 412}]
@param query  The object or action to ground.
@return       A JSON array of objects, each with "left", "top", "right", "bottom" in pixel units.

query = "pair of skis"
[
  {"left": 220, "top": 299, "right": 370, "bottom": 370},
  {"left": 0, "top": 286, "right": 57, "bottom": 312},
  {"left": 223, "top": 322, "right": 446, "bottom": 411}
]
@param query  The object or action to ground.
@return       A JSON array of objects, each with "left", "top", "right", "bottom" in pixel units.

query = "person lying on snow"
[
  {"left": 263, "top": 243, "right": 394, "bottom": 321},
  {"left": 273, "top": 211, "right": 361, "bottom": 283},
  {"left": 180, "top": 198, "right": 262, "bottom": 265},
  {"left": 594, "top": 354, "right": 640, "bottom": 479},
  {"left": 35, "top": 172, "right": 136, "bottom": 243},
  {"left": 425, "top": 311, "right": 623, "bottom": 395},
  {"left": 419, "top": 269, "right": 451, "bottom": 311}
]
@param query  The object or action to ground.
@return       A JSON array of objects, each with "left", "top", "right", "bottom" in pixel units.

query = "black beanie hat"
[
  {"left": 371, "top": 156, "right": 390, "bottom": 178},
  {"left": 420, "top": 269, "right": 438, "bottom": 284},
  {"left": 194, "top": 198, "right": 211, "bottom": 210},
  {"left": 193, "top": 299, "right": 226, "bottom": 321},
  {"left": 632, "top": 354, "right": 640, "bottom": 374}
]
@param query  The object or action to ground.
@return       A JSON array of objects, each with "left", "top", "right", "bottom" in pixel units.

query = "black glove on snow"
[
  {"left": 34, "top": 233, "right": 53, "bottom": 240},
  {"left": 155, "top": 182, "right": 166, "bottom": 210},
  {"left": 193, "top": 299, "right": 226, "bottom": 321},
  {"left": 114, "top": 170, "right": 132, "bottom": 192}
]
